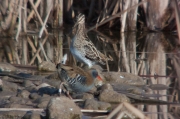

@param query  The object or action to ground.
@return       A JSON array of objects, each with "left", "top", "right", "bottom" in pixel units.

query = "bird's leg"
[
  {"left": 66, "top": 91, "right": 72, "bottom": 99},
  {"left": 58, "top": 81, "right": 66, "bottom": 96},
  {"left": 58, "top": 81, "right": 73, "bottom": 99}
]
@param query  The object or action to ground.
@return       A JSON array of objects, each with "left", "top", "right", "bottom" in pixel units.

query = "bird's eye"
[{"left": 92, "top": 70, "right": 98, "bottom": 77}]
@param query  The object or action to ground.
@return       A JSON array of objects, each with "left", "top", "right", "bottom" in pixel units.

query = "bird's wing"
[{"left": 84, "top": 41, "right": 105, "bottom": 64}]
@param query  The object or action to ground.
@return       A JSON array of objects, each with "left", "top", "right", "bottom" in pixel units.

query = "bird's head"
[
  {"left": 91, "top": 70, "right": 102, "bottom": 81},
  {"left": 73, "top": 13, "right": 85, "bottom": 28}
]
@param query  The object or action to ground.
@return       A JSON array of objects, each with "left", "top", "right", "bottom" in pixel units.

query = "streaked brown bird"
[
  {"left": 56, "top": 63, "right": 102, "bottom": 95},
  {"left": 70, "top": 13, "right": 113, "bottom": 68}
]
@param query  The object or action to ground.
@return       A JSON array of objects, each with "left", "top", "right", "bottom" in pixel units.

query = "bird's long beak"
[{"left": 97, "top": 75, "right": 102, "bottom": 81}]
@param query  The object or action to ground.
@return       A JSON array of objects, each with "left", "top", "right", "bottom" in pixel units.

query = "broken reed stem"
[
  {"left": 15, "top": 0, "right": 22, "bottom": 41},
  {"left": 29, "top": 0, "right": 48, "bottom": 35},
  {"left": 29, "top": 36, "right": 48, "bottom": 65},
  {"left": 39, "top": 4, "right": 52, "bottom": 38},
  {"left": 27, "top": 37, "right": 42, "bottom": 63},
  {"left": 173, "top": 0, "right": 180, "bottom": 43},
  {"left": 87, "top": 0, "right": 147, "bottom": 32},
  {"left": 39, "top": 41, "right": 49, "bottom": 61},
  {"left": 22, "top": 0, "right": 27, "bottom": 33},
  {"left": 106, "top": 103, "right": 123, "bottom": 119},
  {"left": 109, "top": 0, "right": 119, "bottom": 28},
  {"left": 27, "top": 0, "right": 41, "bottom": 22}
]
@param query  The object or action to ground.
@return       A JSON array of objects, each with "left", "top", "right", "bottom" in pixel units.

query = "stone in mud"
[
  {"left": 35, "top": 95, "right": 52, "bottom": 108},
  {"left": 23, "top": 111, "right": 42, "bottom": 119},
  {"left": 2, "top": 80, "right": 19, "bottom": 92},
  {"left": 99, "top": 89, "right": 130, "bottom": 103},
  {"left": 72, "top": 93, "right": 94, "bottom": 100},
  {"left": 0, "top": 111, "right": 26, "bottom": 119},
  {"left": 9, "top": 96, "right": 25, "bottom": 103},
  {"left": 84, "top": 98, "right": 111, "bottom": 110},
  {"left": 17, "top": 90, "right": 30, "bottom": 99},
  {"left": 29, "top": 93, "right": 41, "bottom": 100},
  {"left": 102, "top": 72, "right": 145, "bottom": 86},
  {"left": 0, "top": 62, "right": 18, "bottom": 72},
  {"left": 38, "top": 61, "right": 56, "bottom": 71},
  {"left": 46, "top": 97, "right": 82, "bottom": 119},
  {"left": 98, "top": 84, "right": 130, "bottom": 103}
]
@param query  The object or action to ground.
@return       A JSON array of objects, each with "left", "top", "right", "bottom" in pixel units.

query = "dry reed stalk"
[
  {"left": 39, "top": 4, "right": 52, "bottom": 38},
  {"left": 126, "top": 33, "right": 137, "bottom": 74},
  {"left": 0, "top": 1, "right": 12, "bottom": 31},
  {"left": 8, "top": 0, "right": 19, "bottom": 34},
  {"left": 172, "top": 56, "right": 180, "bottom": 94},
  {"left": 29, "top": 0, "right": 48, "bottom": 35},
  {"left": 15, "top": 0, "right": 22, "bottom": 41},
  {"left": 123, "top": 102, "right": 149, "bottom": 119},
  {"left": 57, "top": 0, "right": 63, "bottom": 27},
  {"left": 107, "top": 0, "right": 118, "bottom": 15},
  {"left": 29, "top": 36, "right": 48, "bottom": 65},
  {"left": 22, "top": 0, "right": 27, "bottom": 33},
  {"left": 173, "top": 0, "right": 180, "bottom": 43},
  {"left": 39, "top": 41, "right": 49, "bottom": 61},
  {"left": 22, "top": 37, "right": 27, "bottom": 64},
  {"left": 106, "top": 102, "right": 149, "bottom": 119},
  {"left": 120, "top": 33, "right": 130, "bottom": 73},
  {"left": 87, "top": 0, "right": 147, "bottom": 32},
  {"left": 27, "top": 0, "right": 41, "bottom": 22},
  {"left": 109, "top": 0, "right": 119, "bottom": 28},
  {"left": 56, "top": 31, "right": 63, "bottom": 64},
  {"left": 14, "top": 43, "right": 21, "bottom": 64},
  {"left": 120, "top": 0, "right": 130, "bottom": 32},
  {"left": 0, "top": 108, "right": 44, "bottom": 112},
  {"left": 27, "top": 37, "right": 42, "bottom": 63},
  {"left": 5, "top": 45, "right": 13, "bottom": 63},
  {"left": 127, "top": 0, "right": 138, "bottom": 31}
]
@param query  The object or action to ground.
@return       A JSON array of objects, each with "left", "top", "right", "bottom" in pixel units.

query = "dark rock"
[
  {"left": 84, "top": 99, "right": 111, "bottom": 110},
  {"left": 38, "top": 86, "right": 57, "bottom": 95},
  {"left": 46, "top": 97, "right": 82, "bottom": 119}
]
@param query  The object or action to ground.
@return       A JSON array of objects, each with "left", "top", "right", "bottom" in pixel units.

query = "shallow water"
[{"left": 0, "top": 28, "right": 179, "bottom": 118}]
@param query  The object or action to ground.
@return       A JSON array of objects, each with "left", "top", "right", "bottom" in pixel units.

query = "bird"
[
  {"left": 70, "top": 13, "right": 113, "bottom": 68},
  {"left": 56, "top": 63, "right": 102, "bottom": 96}
]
